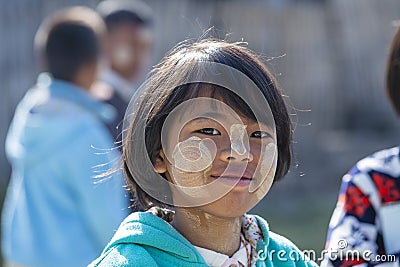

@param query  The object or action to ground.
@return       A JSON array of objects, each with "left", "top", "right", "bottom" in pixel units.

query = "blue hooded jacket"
[
  {"left": 2, "top": 74, "right": 129, "bottom": 267},
  {"left": 89, "top": 212, "right": 318, "bottom": 267}
]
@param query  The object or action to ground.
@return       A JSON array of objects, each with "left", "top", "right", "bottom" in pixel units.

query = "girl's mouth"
[{"left": 210, "top": 175, "right": 252, "bottom": 187}]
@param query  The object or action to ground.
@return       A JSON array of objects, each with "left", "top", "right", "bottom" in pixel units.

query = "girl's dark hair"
[
  {"left": 123, "top": 39, "right": 292, "bottom": 211},
  {"left": 387, "top": 26, "right": 400, "bottom": 115}
]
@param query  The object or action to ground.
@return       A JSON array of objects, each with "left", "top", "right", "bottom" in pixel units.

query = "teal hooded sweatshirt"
[{"left": 89, "top": 212, "right": 318, "bottom": 267}]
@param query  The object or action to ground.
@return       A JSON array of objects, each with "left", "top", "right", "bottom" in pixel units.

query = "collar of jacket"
[
  {"left": 103, "top": 212, "right": 271, "bottom": 265},
  {"left": 38, "top": 73, "right": 116, "bottom": 123}
]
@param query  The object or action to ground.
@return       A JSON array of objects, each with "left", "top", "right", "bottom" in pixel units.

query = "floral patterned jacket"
[{"left": 321, "top": 146, "right": 400, "bottom": 267}]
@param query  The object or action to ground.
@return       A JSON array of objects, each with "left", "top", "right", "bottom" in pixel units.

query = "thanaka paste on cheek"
[
  {"left": 249, "top": 142, "right": 277, "bottom": 195},
  {"left": 172, "top": 136, "right": 214, "bottom": 172},
  {"left": 229, "top": 124, "right": 248, "bottom": 155},
  {"left": 170, "top": 136, "right": 215, "bottom": 192}
]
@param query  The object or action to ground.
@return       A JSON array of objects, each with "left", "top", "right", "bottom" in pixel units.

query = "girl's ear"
[{"left": 154, "top": 149, "right": 167, "bottom": 174}]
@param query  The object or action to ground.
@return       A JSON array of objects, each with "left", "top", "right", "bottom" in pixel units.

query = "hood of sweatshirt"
[
  {"left": 102, "top": 212, "right": 207, "bottom": 263},
  {"left": 100, "top": 211, "right": 274, "bottom": 266}
]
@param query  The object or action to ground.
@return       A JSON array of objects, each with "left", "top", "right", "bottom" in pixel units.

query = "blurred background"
[{"left": 1, "top": 0, "right": 400, "bottom": 263}]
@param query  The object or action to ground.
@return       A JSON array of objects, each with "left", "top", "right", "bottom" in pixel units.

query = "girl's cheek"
[
  {"left": 170, "top": 136, "right": 216, "bottom": 187},
  {"left": 171, "top": 167, "right": 210, "bottom": 189},
  {"left": 172, "top": 136, "right": 216, "bottom": 172},
  {"left": 249, "top": 142, "right": 277, "bottom": 196}
]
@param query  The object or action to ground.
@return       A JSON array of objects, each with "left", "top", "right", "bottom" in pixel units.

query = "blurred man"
[
  {"left": 93, "top": 0, "right": 153, "bottom": 145},
  {"left": 2, "top": 7, "right": 128, "bottom": 267}
]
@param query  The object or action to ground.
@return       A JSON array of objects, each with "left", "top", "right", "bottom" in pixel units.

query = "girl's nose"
[{"left": 219, "top": 147, "right": 254, "bottom": 162}]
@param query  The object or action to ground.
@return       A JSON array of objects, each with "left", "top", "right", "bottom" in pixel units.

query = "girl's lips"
[
  {"left": 211, "top": 173, "right": 252, "bottom": 180},
  {"left": 210, "top": 175, "right": 252, "bottom": 187}
]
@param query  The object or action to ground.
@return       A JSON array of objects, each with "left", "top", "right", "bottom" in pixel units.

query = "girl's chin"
[{"left": 199, "top": 202, "right": 253, "bottom": 218}]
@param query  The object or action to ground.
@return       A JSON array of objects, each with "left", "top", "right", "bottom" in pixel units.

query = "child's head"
[
  {"left": 97, "top": 0, "right": 153, "bottom": 80},
  {"left": 387, "top": 25, "right": 400, "bottom": 115},
  {"left": 123, "top": 39, "right": 292, "bottom": 215},
  {"left": 34, "top": 7, "right": 106, "bottom": 89}
]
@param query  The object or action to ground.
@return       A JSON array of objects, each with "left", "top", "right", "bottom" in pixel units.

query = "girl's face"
[{"left": 154, "top": 88, "right": 277, "bottom": 217}]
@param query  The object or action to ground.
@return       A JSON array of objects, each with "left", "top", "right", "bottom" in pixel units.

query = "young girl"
[{"left": 89, "top": 39, "right": 317, "bottom": 267}]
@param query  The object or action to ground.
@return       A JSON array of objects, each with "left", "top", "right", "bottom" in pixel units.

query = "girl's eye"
[
  {"left": 251, "top": 131, "right": 271, "bottom": 139},
  {"left": 197, "top": 128, "right": 221, "bottom": 135}
]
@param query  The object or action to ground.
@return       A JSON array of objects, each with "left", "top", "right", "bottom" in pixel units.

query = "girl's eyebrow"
[
  {"left": 180, "top": 112, "right": 225, "bottom": 123},
  {"left": 196, "top": 112, "right": 225, "bottom": 120}
]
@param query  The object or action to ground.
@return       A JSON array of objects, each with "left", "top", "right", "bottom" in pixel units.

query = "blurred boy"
[
  {"left": 2, "top": 7, "right": 128, "bottom": 267},
  {"left": 93, "top": 0, "right": 153, "bottom": 145}
]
